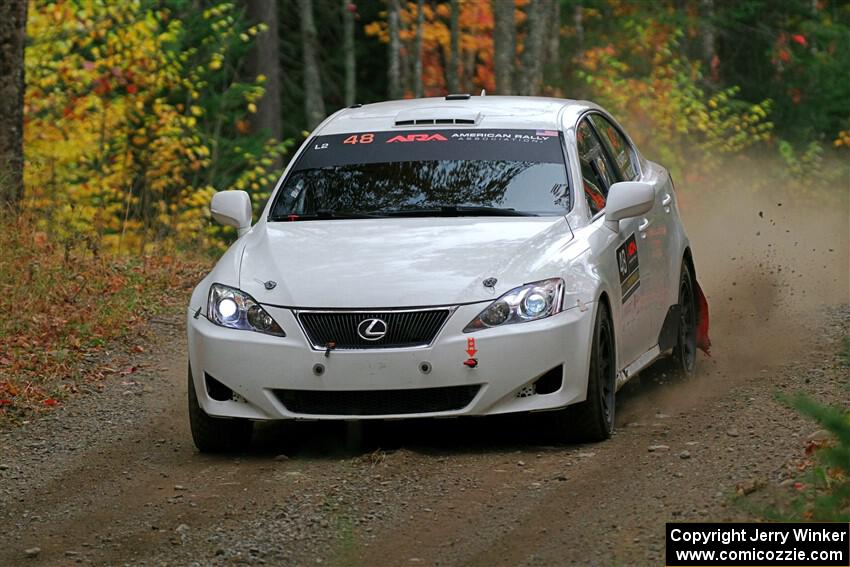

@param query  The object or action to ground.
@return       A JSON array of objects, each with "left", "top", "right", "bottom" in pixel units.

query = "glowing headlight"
[
  {"left": 207, "top": 284, "right": 285, "bottom": 336},
  {"left": 464, "top": 278, "right": 564, "bottom": 332}
]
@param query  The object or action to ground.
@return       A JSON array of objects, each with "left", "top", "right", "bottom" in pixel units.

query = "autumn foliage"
[{"left": 24, "top": 1, "right": 287, "bottom": 254}]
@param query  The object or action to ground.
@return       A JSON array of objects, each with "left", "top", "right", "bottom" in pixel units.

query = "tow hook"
[{"left": 463, "top": 358, "right": 478, "bottom": 369}]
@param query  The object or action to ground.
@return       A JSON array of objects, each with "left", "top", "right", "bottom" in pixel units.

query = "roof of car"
[{"left": 316, "top": 96, "right": 599, "bottom": 135}]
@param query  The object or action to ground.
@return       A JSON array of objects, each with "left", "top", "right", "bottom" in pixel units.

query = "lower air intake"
[{"left": 275, "top": 385, "right": 480, "bottom": 416}]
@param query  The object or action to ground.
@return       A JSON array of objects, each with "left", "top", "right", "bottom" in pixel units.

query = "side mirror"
[
  {"left": 211, "top": 190, "right": 252, "bottom": 237},
  {"left": 604, "top": 182, "right": 654, "bottom": 231}
]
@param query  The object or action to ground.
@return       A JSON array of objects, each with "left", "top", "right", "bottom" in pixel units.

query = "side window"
[
  {"left": 576, "top": 119, "right": 615, "bottom": 216},
  {"left": 589, "top": 114, "right": 639, "bottom": 181}
]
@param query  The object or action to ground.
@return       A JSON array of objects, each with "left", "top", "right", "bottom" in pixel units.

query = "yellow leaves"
[
  {"left": 23, "top": 0, "right": 287, "bottom": 254},
  {"left": 364, "top": 21, "right": 385, "bottom": 42}
]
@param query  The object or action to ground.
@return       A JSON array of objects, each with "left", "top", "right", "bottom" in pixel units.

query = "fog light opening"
[
  {"left": 533, "top": 365, "right": 563, "bottom": 395},
  {"left": 204, "top": 372, "right": 235, "bottom": 402}
]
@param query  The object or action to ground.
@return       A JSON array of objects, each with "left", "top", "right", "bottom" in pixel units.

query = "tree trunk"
[
  {"left": 446, "top": 0, "right": 460, "bottom": 93},
  {"left": 574, "top": 3, "right": 584, "bottom": 55},
  {"left": 493, "top": 0, "right": 515, "bottom": 95},
  {"left": 414, "top": 0, "right": 424, "bottom": 97},
  {"left": 0, "top": 0, "right": 28, "bottom": 209},
  {"left": 388, "top": 0, "right": 402, "bottom": 99},
  {"left": 700, "top": 0, "right": 717, "bottom": 82},
  {"left": 519, "top": 0, "right": 546, "bottom": 96},
  {"left": 298, "top": 0, "right": 326, "bottom": 130},
  {"left": 545, "top": 0, "right": 561, "bottom": 89},
  {"left": 244, "top": 0, "right": 282, "bottom": 153},
  {"left": 343, "top": 0, "right": 357, "bottom": 106}
]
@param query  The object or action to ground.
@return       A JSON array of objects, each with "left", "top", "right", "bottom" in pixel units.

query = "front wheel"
[
  {"left": 554, "top": 302, "right": 616, "bottom": 442},
  {"left": 187, "top": 366, "right": 253, "bottom": 453},
  {"left": 674, "top": 263, "right": 697, "bottom": 378}
]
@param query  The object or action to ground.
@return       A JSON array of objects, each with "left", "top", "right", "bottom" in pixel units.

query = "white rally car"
[{"left": 186, "top": 95, "right": 710, "bottom": 452}]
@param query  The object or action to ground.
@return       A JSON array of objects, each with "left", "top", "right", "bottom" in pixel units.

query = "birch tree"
[
  {"left": 388, "top": 0, "right": 402, "bottom": 98},
  {"left": 414, "top": 0, "right": 424, "bottom": 97},
  {"left": 700, "top": 0, "right": 717, "bottom": 81},
  {"left": 446, "top": 0, "right": 460, "bottom": 93},
  {"left": 245, "top": 0, "right": 282, "bottom": 145},
  {"left": 343, "top": 1, "right": 357, "bottom": 106},
  {"left": 299, "top": 0, "right": 326, "bottom": 129},
  {"left": 519, "top": 0, "right": 546, "bottom": 96},
  {"left": 493, "top": 0, "right": 515, "bottom": 95}
]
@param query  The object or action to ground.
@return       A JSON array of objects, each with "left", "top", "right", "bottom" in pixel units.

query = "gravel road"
[{"left": 1, "top": 189, "right": 847, "bottom": 566}]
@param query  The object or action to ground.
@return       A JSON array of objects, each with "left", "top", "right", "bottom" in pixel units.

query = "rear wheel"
[
  {"left": 674, "top": 263, "right": 697, "bottom": 378},
  {"left": 555, "top": 302, "right": 616, "bottom": 442},
  {"left": 187, "top": 366, "right": 253, "bottom": 453}
]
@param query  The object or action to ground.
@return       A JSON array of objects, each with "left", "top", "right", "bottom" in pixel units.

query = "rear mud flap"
[{"left": 695, "top": 279, "right": 711, "bottom": 355}]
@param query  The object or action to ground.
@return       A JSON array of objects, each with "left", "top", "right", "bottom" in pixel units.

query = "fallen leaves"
[{"left": 0, "top": 213, "right": 205, "bottom": 425}]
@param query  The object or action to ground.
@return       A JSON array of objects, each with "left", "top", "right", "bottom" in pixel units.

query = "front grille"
[
  {"left": 297, "top": 309, "right": 451, "bottom": 349},
  {"left": 275, "top": 385, "right": 480, "bottom": 416}
]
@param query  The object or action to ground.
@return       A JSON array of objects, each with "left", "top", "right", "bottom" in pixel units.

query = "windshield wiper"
[
  {"left": 270, "top": 209, "right": 384, "bottom": 221},
  {"left": 367, "top": 205, "right": 536, "bottom": 217}
]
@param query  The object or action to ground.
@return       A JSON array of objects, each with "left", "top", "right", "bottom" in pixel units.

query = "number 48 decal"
[{"left": 343, "top": 133, "right": 374, "bottom": 144}]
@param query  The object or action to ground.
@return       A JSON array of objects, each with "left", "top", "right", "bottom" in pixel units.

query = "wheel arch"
[
  {"left": 596, "top": 289, "right": 616, "bottom": 370},
  {"left": 681, "top": 246, "right": 711, "bottom": 354}
]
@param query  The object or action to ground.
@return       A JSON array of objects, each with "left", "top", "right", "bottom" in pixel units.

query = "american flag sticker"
[{"left": 536, "top": 130, "right": 559, "bottom": 137}]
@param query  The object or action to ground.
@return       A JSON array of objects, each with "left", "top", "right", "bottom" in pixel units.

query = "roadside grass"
[
  {"left": 0, "top": 212, "right": 209, "bottom": 425},
  {"left": 740, "top": 332, "right": 850, "bottom": 521}
]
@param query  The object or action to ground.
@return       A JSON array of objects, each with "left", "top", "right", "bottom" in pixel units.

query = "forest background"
[{"left": 0, "top": 0, "right": 847, "bottom": 417}]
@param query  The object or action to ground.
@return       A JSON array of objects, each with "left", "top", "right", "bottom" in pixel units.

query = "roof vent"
[
  {"left": 445, "top": 93, "right": 471, "bottom": 101},
  {"left": 393, "top": 106, "right": 481, "bottom": 127}
]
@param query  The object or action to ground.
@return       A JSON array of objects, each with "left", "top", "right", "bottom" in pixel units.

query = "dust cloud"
[{"left": 619, "top": 159, "right": 849, "bottom": 418}]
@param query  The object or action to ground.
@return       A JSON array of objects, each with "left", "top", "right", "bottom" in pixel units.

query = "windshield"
[{"left": 269, "top": 129, "right": 570, "bottom": 220}]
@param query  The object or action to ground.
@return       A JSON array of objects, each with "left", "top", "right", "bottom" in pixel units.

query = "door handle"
[
  {"left": 661, "top": 193, "right": 672, "bottom": 206},
  {"left": 638, "top": 218, "right": 651, "bottom": 232}
]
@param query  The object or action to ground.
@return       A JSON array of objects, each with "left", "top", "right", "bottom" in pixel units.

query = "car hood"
[{"left": 239, "top": 217, "right": 573, "bottom": 308}]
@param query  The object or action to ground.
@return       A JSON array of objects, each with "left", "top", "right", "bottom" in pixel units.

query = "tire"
[
  {"left": 673, "top": 262, "right": 697, "bottom": 378},
  {"left": 187, "top": 366, "right": 253, "bottom": 453},
  {"left": 555, "top": 302, "right": 616, "bottom": 442}
]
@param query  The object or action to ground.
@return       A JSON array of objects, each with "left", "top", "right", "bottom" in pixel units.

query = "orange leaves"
[{"left": 366, "top": 0, "right": 503, "bottom": 96}]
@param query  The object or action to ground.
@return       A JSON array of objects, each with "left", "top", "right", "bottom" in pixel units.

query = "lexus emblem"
[{"left": 357, "top": 318, "right": 388, "bottom": 341}]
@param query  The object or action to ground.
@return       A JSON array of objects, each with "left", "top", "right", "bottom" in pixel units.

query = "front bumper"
[{"left": 187, "top": 302, "right": 596, "bottom": 420}]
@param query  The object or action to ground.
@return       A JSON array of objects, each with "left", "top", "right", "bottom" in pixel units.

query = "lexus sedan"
[{"left": 186, "top": 95, "right": 711, "bottom": 452}]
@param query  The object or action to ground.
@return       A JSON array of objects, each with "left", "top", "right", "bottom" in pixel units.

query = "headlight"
[
  {"left": 464, "top": 278, "right": 564, "bottom": 332},
  {"left": 207, "top": 284, "right": 285, "bottom": 336}
]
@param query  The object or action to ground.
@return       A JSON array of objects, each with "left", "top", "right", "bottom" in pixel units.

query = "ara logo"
[{"left": 385, "top": 133, "right": 448, "bottom": 143}]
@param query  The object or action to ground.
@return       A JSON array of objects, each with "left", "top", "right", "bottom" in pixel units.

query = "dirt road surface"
[{"left": 1, "top": 187, "right": 848, "bottom": 566}]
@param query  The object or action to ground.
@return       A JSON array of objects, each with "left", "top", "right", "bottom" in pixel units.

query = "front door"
[{"left": 577, "top": 118, "right": 656, "bottom": 368}]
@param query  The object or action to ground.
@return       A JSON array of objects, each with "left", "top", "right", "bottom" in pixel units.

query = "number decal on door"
[{"left": 615, "top": 233, "right": 641, "bottom": 304}]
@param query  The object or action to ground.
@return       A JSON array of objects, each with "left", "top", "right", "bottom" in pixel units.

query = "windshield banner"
[{"left": 293, "top": 129, "right": 565, "bottom": 170}]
